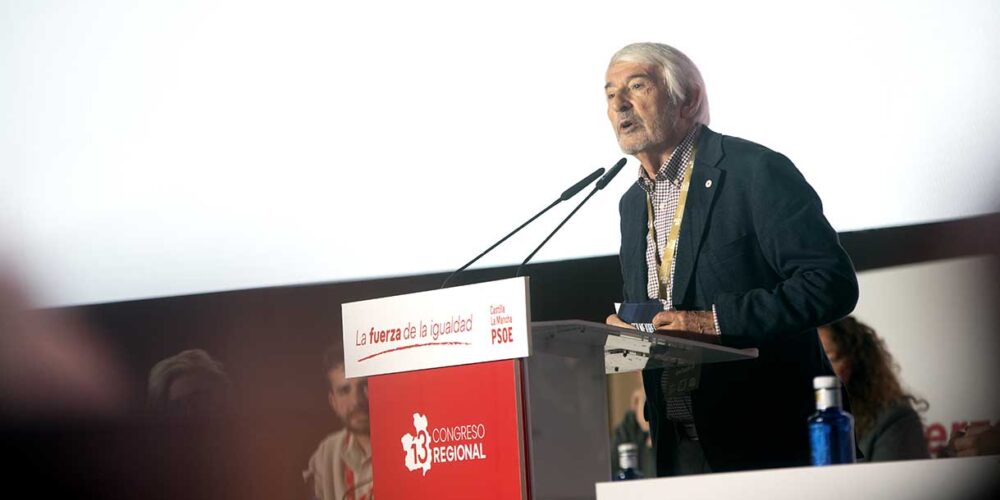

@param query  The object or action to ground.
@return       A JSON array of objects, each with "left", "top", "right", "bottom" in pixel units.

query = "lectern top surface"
[{"left": 531, "top": 320, "right": 758, "bottom": 374}]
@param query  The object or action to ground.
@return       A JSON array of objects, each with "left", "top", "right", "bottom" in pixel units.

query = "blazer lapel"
[
  {"left": 621, "top": 182, "right": 649, "bottom": 302},
  {"left": 672, "top": 126, "right": 724, "bottom": 307}
]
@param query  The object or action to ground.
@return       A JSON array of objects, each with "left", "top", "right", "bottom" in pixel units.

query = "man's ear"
[
  {"left": 328, "top": 391, "right": 336, "bottom": 412},
  {"left": 682, "top": 87, "right": 702, "bottom": 119}
]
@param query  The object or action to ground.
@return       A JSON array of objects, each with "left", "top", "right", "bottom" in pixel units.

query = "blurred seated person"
[
  {"left": 819, "top": 316, "right": 929, "bottom": 461},
  {"left": 611, "top": 386, "right": 655, "bottom": 478},
  {"left": 304, "top": 345, "right": 372, "bottom": 500},
  {"left": 147, "top": 349, "right": 231, "bottom": 416}
]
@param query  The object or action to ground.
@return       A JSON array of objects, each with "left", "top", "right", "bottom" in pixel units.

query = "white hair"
[{"left": 610, "top": 43, "right": 710, "bottom": 125}]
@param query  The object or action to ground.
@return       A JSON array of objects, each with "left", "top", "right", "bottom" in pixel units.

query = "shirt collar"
[
  {"left": 342, "top": 431, "right": 372, "bottom": 470},
  {"left": 637, "top": 124, "right": 701, "bottom": 193}
]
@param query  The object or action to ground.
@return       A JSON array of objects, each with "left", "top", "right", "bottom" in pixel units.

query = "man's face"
[
  {"left": 164, "top": 372, "right": 228, "bottom": 416},
  {"left": 818, "top": 327, "right": 851, "bottom": 384},
  {"left": 328, "top": 365, "right": 370, "bottom": 435},
  {"left": 605, "top": 61, "right": 680, "bottom": 156}
]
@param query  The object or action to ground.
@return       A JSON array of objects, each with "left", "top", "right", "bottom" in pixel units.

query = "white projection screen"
[{"left": 2, "top": 0, "right": 999, "bottom": 306}]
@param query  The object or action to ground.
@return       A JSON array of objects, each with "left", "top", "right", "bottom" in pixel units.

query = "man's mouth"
[{"left": 619, "top": 120, "right": 636, "bottom": 132}]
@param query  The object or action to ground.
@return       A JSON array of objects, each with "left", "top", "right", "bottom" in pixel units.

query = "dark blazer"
[{"left": 620, "top": 125, "right": 859, "bottom": 474}]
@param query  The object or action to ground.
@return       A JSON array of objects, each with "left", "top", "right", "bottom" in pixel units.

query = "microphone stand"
[
  {"left": 439, "top": 167, "right": 605, "bottom": 288},
  {"left": 439, "top": 198, "right": 560, "bottom": 289},
  {"left": 514, "top": 189, "right": 599, "bottom": 278},
  {"left": 515, "top": 158, "right": 627, "bottom": 277}
]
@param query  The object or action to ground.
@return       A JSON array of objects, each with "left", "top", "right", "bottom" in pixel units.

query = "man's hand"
[
  {"left": 953, "top": 423, "right": 1000, "bottom": 457},
  {"left": 652, "top": 310, "right": 719, "bottom": 335},
  {"left": 605, "top": 313, "right": 636, "bottom": 330}
]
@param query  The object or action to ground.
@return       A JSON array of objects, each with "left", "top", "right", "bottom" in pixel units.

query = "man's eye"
[
  {"left": 632, "top": 83, "right": 644, "bottom": 90},
  {"left": 606, "top": 93, "right": 615, "bottom": 100}
]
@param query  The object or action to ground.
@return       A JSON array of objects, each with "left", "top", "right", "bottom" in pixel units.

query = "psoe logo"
[{"left": 401, "top": 412, "right": 432, "bottom": 475}]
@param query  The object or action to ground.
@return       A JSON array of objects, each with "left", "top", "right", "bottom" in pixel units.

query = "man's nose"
[
  {"left": 351, "top": 386, "right": 368, "bottom": 406},
  {"left": 612, "top": 95, "right": 632, "bottom": 113}
]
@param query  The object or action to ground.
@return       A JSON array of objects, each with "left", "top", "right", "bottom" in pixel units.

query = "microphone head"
[
  {"left": 560, "top": 167, "right": 605, "bottom": 201},
  {"left": 596, "top": 158, "right": 628, "bottom": 189}
]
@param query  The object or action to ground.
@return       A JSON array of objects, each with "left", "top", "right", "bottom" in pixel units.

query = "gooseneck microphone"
[
  {"left": 439, "top": 166, "right": 606, "bottom": 288},
  {"left": 514, "top": 157, "right": 628, "bottom": 277}
]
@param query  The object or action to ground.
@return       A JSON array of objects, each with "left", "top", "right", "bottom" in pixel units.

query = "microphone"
[
  {"left": 439, "top": 166, "right": 606, "bottom": 288},
  {"left": 596, "top": 156, "right": 628, "bottom": 190},
  {"left": 560, "top": 168, "right": 605, "bottom": 200},
  {"left": 514, "top": 158, "right": 627, "bottom": 277}
]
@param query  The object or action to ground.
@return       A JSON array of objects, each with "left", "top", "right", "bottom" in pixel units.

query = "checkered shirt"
[{"left": 638, "top": 126, "right": 700, "bottom": 305}]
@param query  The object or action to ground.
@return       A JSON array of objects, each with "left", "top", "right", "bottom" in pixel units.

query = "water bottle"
[
  {"left": 615, "top": 443, "right": 644, "bottom": 480},
  {"left": 808, "top": 375, "right": 856, "bottom": 465}
]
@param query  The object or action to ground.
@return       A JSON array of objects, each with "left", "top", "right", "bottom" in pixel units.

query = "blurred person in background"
[
  {"left": 819, "top": 316, "right": 929, "bottom": 461},
  {"left": 147, "top": 349, "right": 231, "bottom": 416},
  {"left": 0, "top": 261, "right": 127, "bottom": 419},
  {"left": 304, "top": 344, "right": 372, "bottom": 500},
  {"left": 610, "top": 386, "right": 656, "bottom": 478}
]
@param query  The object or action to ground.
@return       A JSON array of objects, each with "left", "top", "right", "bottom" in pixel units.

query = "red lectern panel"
[{"left": 369, "top": 359, "right": 526, "bottom": 500}]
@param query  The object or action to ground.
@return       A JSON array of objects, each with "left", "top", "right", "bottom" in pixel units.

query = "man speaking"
[{"left": 604, "top": 43, "right": 859, "bottom": 475}]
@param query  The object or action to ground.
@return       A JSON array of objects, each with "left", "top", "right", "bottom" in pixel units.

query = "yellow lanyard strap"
[{"left": 646, "top": 148, "right": 696, "bottom": 301}]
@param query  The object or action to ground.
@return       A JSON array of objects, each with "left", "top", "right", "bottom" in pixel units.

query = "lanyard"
[
  {"left": 646, "top": 147, "right": 696, "bottom": 302},
  {"left": 342, "top": 458, "right": 371, "bottom": 500},
  {"left": 341, "top": 435, "right": 371, "bottom": 500}
]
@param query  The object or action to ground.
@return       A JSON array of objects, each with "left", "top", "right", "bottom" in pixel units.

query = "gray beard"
[
  {"left": 618, "top": 118, "right": 680, "bottom": 156},
  {"left": 619, "top": 135, "right": 653, "bottom": 155}
]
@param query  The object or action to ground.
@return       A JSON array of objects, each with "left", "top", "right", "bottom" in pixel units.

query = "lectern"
[{"left": 341, "top": 278, "right": 757, "bottom": 500}]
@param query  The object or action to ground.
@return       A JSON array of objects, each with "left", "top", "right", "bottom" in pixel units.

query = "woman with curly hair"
[{"left": 818, "top": 316, "right": 930, "bottom": 462}]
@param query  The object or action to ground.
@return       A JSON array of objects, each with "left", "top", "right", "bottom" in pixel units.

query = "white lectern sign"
[{"left": 341, "top": 277, "right": 531, "bottom": 378}]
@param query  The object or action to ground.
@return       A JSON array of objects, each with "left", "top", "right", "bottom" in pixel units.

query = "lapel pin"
[{"left": 705, "top": 179, "right": 713, "bottom": 188}]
